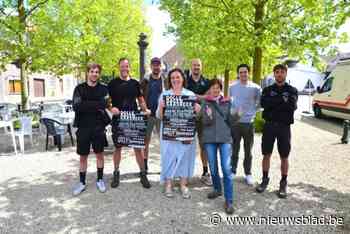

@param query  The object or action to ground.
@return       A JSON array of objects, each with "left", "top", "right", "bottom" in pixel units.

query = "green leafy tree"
[
  {"left": 54, "top": 0, "right": 151, "bottom": 77},
  {"left": 161, "top": 0, "right": 350, "bottom": 88},
  {"left": 1, "top": 0, "right": 150, "bottom": 109},
  {"left": 0, "top": 0, "right": 54, "bottom": 109}
]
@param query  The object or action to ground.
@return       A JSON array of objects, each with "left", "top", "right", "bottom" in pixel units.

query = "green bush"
[
  {"left": 254, "top": 111, "right": 265, "bottom": 133},
  {"left": 13, "top": 119, "right": 20, "bottom": 130},
  {"left": 12, "top": 112, "right": 40, "bottom": 129},
  {"left": 32, "top": 113, "right": 40, "bottom": 128},
  {"left": 32, "top": 123, "right": 40, "bottom": 128},
  {"left": 32, "top": 113, "right": 39, "bottom": 121}
]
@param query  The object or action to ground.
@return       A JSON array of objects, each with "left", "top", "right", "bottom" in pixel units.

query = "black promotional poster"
[
  {"left": 116, "top": 111, "right": 147, "bottom": 148},
  {"left": 162, "top": 95, "right": 196, "bottom": 141}
]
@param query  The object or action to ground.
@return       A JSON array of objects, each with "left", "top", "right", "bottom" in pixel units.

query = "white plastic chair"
[
  {"left": 0, "top": 112, "right": 11, "bottom": 134},
  {"left": 0, "top": 119, "right": 17, "bottom": 155},
  {"left": 14, "top": 116, "right": 33, "bottom": 153}
]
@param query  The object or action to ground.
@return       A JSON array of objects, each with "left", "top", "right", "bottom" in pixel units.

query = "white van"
[{"left": 313, "top": 59, "right": 350, "bottom": 120}]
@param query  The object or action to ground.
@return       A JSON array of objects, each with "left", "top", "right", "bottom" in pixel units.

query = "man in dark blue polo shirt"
[
  {"left": 186, "top": 58, "right": 211, "bottom": 185},
  {"left": 140, "top": 57, "right": 168, "bottom": 173}
]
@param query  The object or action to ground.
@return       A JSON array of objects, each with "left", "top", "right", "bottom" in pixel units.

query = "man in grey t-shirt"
[{"left": 229, "top": 64, "right": 261, "bottom": 185}]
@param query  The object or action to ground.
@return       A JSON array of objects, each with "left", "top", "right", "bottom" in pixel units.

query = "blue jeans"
[{"left": 204, "top": 143, "right": 234, "bottom": 204}]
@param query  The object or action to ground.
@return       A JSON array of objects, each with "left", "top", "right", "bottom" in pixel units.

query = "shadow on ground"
[
  {"left": 0, "top": 129, "right": 77, "bottom": 156},
  {"left": 0, "top": 172, "right": 348, "bottom": 233},
  {"left": 0, "top": 130, "right": 121, "bottom": 157},
  {"left": 299, "top": 115, "right": 344, "bottom": 136}
]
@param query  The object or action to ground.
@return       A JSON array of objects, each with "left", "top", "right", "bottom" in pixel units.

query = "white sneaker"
[
  {"left": 73, "top": 182, "right": 86, "bottom": 196},
  {"left": 245, "top": 175, "right": 254, "bottom": 186},
  {"left": 96, "top": 179, "right": 106, "bottom": 193}
]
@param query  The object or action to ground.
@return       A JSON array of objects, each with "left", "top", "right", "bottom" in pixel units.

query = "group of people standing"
[{"left": 71, "top": 57, "right": 298, "bottom": 215}]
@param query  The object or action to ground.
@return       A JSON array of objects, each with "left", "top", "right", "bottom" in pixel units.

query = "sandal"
[
  {"left": 180, "top": 186, "right": 191, "bottom": 199},
  {"left": 164, "top": 185, "right": 174, "bottom": 198}
]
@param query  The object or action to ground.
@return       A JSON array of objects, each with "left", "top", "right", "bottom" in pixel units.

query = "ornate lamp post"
[{"left": 137, "top": 33, "right": 148, "bottom": 80}]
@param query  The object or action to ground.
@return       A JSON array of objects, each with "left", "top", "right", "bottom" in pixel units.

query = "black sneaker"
[
  {"left": 111, "top": 170, "right": 120, "bottom": 188},
  {"left": 256, "top": 177, "right": 269, "bottom": 193},
  {"left": 207, "top": 191, "right": 222, "bottom": 199},
  {"left": 277, "top": 180, "right": 287, "bottom": 199},
  {"left": 140, "top": 172, "right": 151, "bottom": 189},
  {"left": 224, "top": 202, "right": 234, "bottom": 215}
]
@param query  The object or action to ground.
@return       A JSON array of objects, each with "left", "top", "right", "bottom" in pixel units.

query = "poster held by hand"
[
  {"left": 162, "top": 95, "right": 196, "bottom": 141},
  {"left": 115, "top": 111, "right": 147, "bottom": 148}
]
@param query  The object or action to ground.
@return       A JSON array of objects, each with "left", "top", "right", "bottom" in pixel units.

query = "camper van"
[
  {"left": 262, "top": 62, "right": 324, "bottom": 94},
  {"left": 313, "top": 59, "right": 350, "bottom": 120}
]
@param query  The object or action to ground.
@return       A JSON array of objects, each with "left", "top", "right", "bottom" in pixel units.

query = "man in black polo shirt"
[
  {"left": 72, "top": 63, "right": 109, "bottom": 196},
  {"left": 256, "top": 64, "right": 298, "bottom": 199},
  {"left": 108, "top": 58, "right": 151, "bottom": 189},
  {"left": 186, "top": 58, "right": 211, "bottom": 185}
]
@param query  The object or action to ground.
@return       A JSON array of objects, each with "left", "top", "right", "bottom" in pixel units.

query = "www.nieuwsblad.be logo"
[{"left": 209, "top": 213, "right": 344, "bottom": 226}]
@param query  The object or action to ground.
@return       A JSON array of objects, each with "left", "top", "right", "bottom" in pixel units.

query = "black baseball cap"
[{"left": 150, "top": 57, "right": 161, "bottom": 65}]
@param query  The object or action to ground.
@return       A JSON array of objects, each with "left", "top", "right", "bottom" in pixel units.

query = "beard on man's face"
[
  {"left": 152, "top": 70, "right": 160, "bottom": 75},
  {"left": 275, "top": 77, "right": 286, "bottom": 84},
  {"left": 192, "top": 69, "right": 200, "bottom": 75}
]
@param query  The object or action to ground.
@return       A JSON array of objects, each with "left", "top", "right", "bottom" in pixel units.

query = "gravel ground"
[{"left": 0, "top": 119, "right": 349, "bottom": 233}]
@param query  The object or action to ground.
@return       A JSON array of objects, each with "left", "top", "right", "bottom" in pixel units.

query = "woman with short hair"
[{"left": 199, "top": 78, "right": 240, "bottom": 214}]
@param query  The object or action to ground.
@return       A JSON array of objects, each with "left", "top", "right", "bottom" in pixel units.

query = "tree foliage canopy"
[
  {"left": 0, "top": 0, "right": 151, "bottom": 76},
  {"left": 0, "top": 0, "right": 150, "bottom": 108},
  {"left": 161, "top": 0, "right": 350, "bottom": 82}
]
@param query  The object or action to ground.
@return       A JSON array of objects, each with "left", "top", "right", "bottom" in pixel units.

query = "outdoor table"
[
  {"left": 41, "top": 111, "right": 74, "bottom": 125},
  {"left": 57, "top": 112, "right": 75, "bottom": 145},
  {"left": 58, "top": 112, "right": 75, "bottom": 125}
]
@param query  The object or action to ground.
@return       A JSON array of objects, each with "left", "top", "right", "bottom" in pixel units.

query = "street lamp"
[{"left": 137, "top": 33, "right": 148, "bottom": 80}]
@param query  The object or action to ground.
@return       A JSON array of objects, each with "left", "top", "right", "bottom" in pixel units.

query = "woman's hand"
[
  {"left": 159, "top": 100, "right": 165, "bottom": 109},
  {"left": 143, "top": 108, "right": 151, "bottom": 116},
  {"left": 157, "top": 100, "right": 165, "bottom": 120},
  {"left": 194, "top": 103, "right": 201, "bottom": 113},
  {"left": 205, "top": 106, "right": 212, "bottom": 117},
  {"left": 111, "top": 107, "right": 120, "bottom": 116}
]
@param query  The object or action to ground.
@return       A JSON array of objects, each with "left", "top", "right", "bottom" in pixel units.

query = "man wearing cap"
[
  {"left": 140, "top": 57, "right": 168, "bottom": 173},
  {"left": 185, "top": 58, "right": 211, "bottom": 185}
]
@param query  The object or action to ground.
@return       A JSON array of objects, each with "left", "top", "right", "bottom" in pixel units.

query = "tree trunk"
[
  {"left": 19, "top": 59, "right": 29, "bottom": 110},
  {"left": 84, "top": 50, "right": 89, "bottom": 81},
  {"left": 18, "top": 0, "right": 29, "bottom": 110},
  {"left": 224, "top": 69, "right": 230, "bottom": 97},
  {"left": 252, "top": 0, "right": 266, "bottom": 85},
  {"left": 253, "top": 46, "right": 262, "bottom": 85}
]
